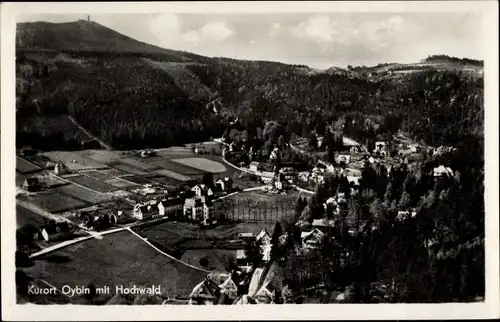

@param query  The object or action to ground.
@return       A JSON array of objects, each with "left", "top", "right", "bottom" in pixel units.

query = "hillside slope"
[{"left": 16, "top": 20, "right": 484, "bottom": 151}]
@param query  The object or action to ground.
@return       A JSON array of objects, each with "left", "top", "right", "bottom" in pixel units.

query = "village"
[{"left": 16, "top": 128, "right": 458, "bottom": 305}]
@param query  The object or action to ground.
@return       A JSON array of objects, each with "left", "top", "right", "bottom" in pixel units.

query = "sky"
[{"left": 18, "top": 13, "right": 483, "bottom": 69}]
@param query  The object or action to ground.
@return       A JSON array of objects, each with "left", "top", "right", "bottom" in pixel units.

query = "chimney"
[{"left": 87, "top": 15, "right": 90, "bottom": 22}]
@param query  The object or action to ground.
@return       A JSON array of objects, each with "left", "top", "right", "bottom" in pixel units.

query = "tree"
[
  {"left": 307, "top": 132, "right": 318, "bottom": 150},
  {"left": 199, "top": 256, "right": 210, "bottom": 269},
  {"left": 399, "top": 190, "right": 412, "bottom": 209},
  {"left": 203, "top": 173, "right": 214, "bottom": 189}
]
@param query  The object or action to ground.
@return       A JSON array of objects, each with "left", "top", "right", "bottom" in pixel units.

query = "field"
[
  {"left": 55, "top": 184, "right": 111, "bottom": 204},
  {"left": 149, "top": 158, "right": 206, "bottom": 175},
  {"left": 81, "top": 170, "right": 113, "bottom": 181},
  {"left": 107, "top": 161, "right": 148, "bottom": 175},
  {"left": 17, "top": 205, "right": 47, "bottom": 228},
  {"left": 154, "top": 169, "right": 193, "bottom": 182},
  {"left": 43, "top": 151, "right": 108, "bottom": 171},
  {"left": 218, "top": 190, "right": 306, "bottom": 224},
  {"left": 16, "top": 157, "right": 41, "bottom": 173},
  {"left": 68, "top": 175, "right": 119, "bottom": 193},
  {"left": 180, "top": 249, "right": 237, "bottom": 272},
  {"left": 104, "top": 177, "right": 139, "bottom": 189},
  {"left": 171, "top": 157, "right": 226, "bottom": 173},
  {"left": 119, "top": 175, "right": 156, "bottom": 185},
  {"left": 22, "top": 231, "right": 208, "bottom": 303},
  {"left": 18, "top": 191, "right": 89, "bottom": 213},
  {"left": 137, "top": 220, "right": 273, "bottom": 252}
]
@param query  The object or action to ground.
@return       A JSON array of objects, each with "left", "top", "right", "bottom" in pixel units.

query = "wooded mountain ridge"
[{"left": 16, "top": 20, "right": 484, "bottom": 151}]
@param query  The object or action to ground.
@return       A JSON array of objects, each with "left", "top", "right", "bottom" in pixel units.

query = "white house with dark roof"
[
  {"left": 191, "top": 184, "right": 214, "bottom": 198},
  {"left": 432, "top": 165, "right": 454, "bottom": 179},
  {"left": 215, "top": 177, "right": 233, "bottom": 193},
  {"left": 256, "top": 228, "right": 272, "bottom": 262},
  {"left": 301, "top": 228, "right": 325, "bottom": 249}
]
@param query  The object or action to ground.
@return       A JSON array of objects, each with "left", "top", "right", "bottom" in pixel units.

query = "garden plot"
[
  {"left": 104, "top": 177, "right": 139, "bottom": 189},
  {"left": 68, "top": 175, "right": 119, "bottom": 193},
  {"left": 171, "top": 157, "right": 227, "bottom": 173},
  {"left": 17, "top": 191, "right": 89, "bottom": 214},
  {"left": 81, "top": 170, "right": 114, "bottom": 181},
  {"left": 16, "top": 157, "right": 41, "bottom": 173},
  {"left": 43, "top": 151, "right": 108, "bottom": 171},
  {"left": 24, "top": 231, "right": 208, "bottom": 303},
  {"left": 55, "top": 184, "right": 111, "bottom": 204}
]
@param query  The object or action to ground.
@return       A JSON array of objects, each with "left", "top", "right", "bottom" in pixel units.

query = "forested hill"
[{"left": 16, "top": 20, "right": 484, "bottom": 151}]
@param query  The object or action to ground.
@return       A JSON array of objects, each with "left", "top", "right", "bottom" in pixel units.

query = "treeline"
[
  {"left": 284, "top": 136, "right": 484, "bottom": 302},
  {"left": 16, "top": 56, "right": 227, "bottom": 149}
]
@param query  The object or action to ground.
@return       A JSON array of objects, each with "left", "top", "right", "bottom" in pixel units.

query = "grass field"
[
  {"left": 18, "top": 191, "right": 89, "bottom": 214},
  {"left": 104, "top": 177, "right": 139, "bottom": 189},
  {"left": 16, "top": 157, "right": 41, "bottom": 173},
  {"left": 119, "top": 175, "right": 155, "bottom": 185},
  {"left": 107, "top": 161, "right": 148, "bottom": 175},
  {"left": 150, "top": 158, "right": 206, "bottom": 175},
  {"left": 43, "top": 151, "right": 108, "bottom": 171},
  {"left": 17, "top": 205, "right": 47, "bottom": 228},
  {"left": 55, "top": 184, "right": 111, "bottom": 204},
  {"left": 154, "top": 169, "right": 193, "bottom": 182},
  {"left": 68, "top": 175, "right": 119, "bottom": 193},
  {"left": 23, "top": 231, "right": 208, "bottom": 302},
  {"left": 171, "top": 157, "right": 227, "bottom": 173},
  {"left": 180, "top": 249, "right": 236, "bottom": 272},
  {"left": 99, "top": 168, "right": 130, "bottom": 177}
]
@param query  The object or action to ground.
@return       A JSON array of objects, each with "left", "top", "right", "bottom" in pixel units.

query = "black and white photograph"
[{"left": 1, "top": 1, "right": 499, "bottom": 320}]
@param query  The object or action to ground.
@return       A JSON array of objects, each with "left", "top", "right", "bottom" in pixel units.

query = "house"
[
  {"left": 249, "top": 161, "right": 259, "bottom": 172},
  {"left": 236, "top": 249, "right": 251, "bottom": 270},
  {"left": 312, "top": 218, "right": 336, "bottom": 230},
  {"left": 374, "top": 141, "right": 386, "bottom": 152},
  {"left": 54, "top": 162, "right": 68, "bottom": 175},
  {"left": 298, "top": 171, "right": 310, "bottom": 182},
  {"left": 23, "top": 177, "right": 41, "bottom": 191},
  {"left": 188, "top": 278, "right": 219, "bottom": 305},
  {"left": 189, "top": 273, "right": 239, "bottom": 305},
  {"left": 256, "top": 228, "right": 272, "bottom": 262},
  {"left": 183, "top": 196, "right": 216, "bottom": 226},
  {"left": 140, "top": 150, "right": 156, "bottom": 158},
  {"left": 409, "top": 144, "right": 421, "bottom": 153},
  {"left": 316, "top": 136, "right": 324, "bottom": 149},
  {"left": 40, "top": 222, "right": 74, "bottom": 242},
  {"left": 132, "top": 204, "right": 155, "bottom": 220},
  {"left": 368, "top": 156, "right": 376, "bottom": 164},
  {"left": 337, "top": 154, "right": 351, "bottom": 165},
  {"left": 396, "top": 210, "right": 417, "bottom": 222},
  {"left": 246, "top": 263, "right": 284, "bottom": 304},
  {"left": 347, "top": 176, "right": 361, "bottom": 187},
  {"left": 215, "top": 177, "right": 233, "bottom": 193},
  {"left": 191, "top": 184, "right": 213, "bottom": 198},
  {"left": 19, "top": 147, "right": 37, "bottom": 157},
  {"left": 269, "top": 147, "right": 281, "bottom": 161},
  {"left": 433, "top": 165, "right": 454, "bottom": 179},
  {"left": 315, "top": 160, "right": 335, "bottom": 173},
  {"left": 301, "top": 228, "right": 325, "bottom": 249},
  {"left": 349, "top": 146, "right": 361, "bottom": 153},
  {"left": 275, "top": 180, "right": 283, "bottom": 191}
]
